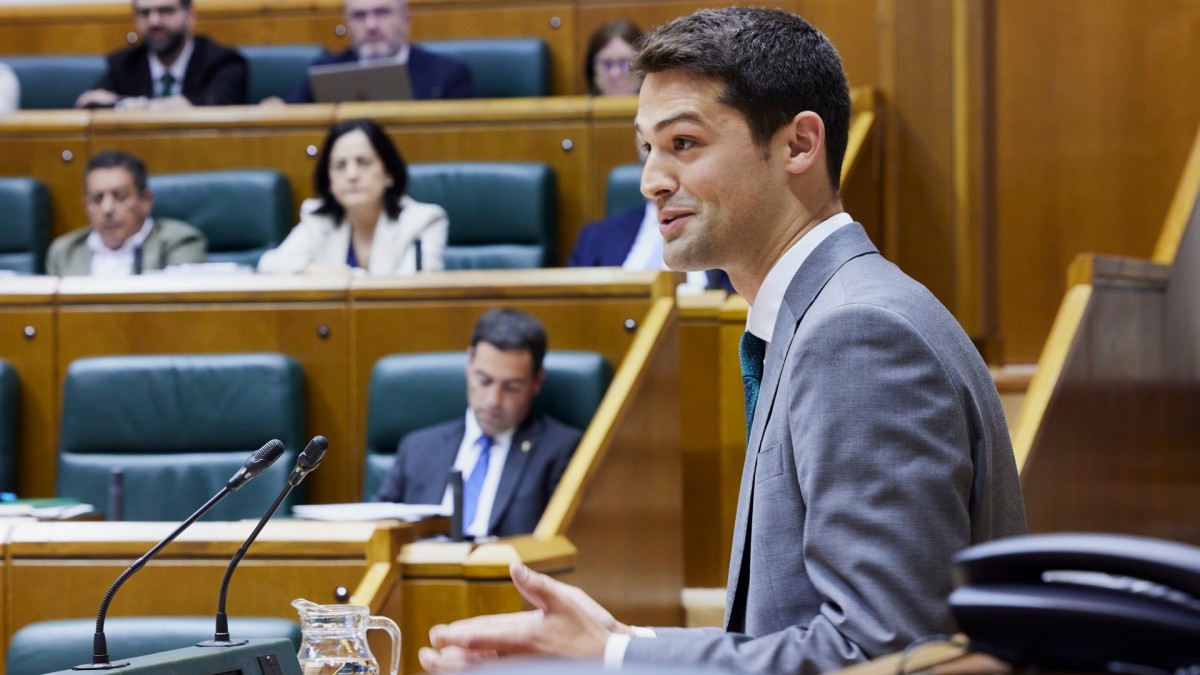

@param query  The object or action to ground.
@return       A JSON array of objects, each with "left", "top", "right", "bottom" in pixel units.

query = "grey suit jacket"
[
  {"left": 627, "top": 224, "right": 1026, "bottom": 673},
  {"left": 373, "top": 411, "right": 581, "bottom": 537},
  {"left": 45, "top": 218, "right": 206, "bottom": 276}
]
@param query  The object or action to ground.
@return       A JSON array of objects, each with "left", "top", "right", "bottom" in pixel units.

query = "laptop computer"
[{"left": 308, "top": 60, "right": 413, "bottom": 103}]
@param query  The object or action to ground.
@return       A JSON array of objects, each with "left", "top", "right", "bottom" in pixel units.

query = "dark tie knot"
[{"left": 740, "top": 331, "right": 767, "bottom": 380}]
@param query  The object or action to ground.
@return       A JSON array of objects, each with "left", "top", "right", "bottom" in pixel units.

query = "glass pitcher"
[{"left": 292, "top": 598, "right": 402, "bottom": 675}]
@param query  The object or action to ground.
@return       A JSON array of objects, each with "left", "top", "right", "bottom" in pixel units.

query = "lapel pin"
[{"left": 521, "top": 440, "right": 532, "bottom": 453}]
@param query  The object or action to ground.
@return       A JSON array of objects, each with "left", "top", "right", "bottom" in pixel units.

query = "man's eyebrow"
[{"left": 634, "top": 112, "right": 706, "bottom": 134}]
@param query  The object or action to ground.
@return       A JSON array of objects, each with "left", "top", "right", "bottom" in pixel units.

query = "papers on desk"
[
  {"left": 0, "top": 501, "right": 95, "bottom": 520},
  {"left": 291, "top": 502, "right": 450, "bottom": 522}
]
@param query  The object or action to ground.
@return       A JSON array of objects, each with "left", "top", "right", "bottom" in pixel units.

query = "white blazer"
[{"left": 257, "top": 195, "right": 448, "bottom": 275}]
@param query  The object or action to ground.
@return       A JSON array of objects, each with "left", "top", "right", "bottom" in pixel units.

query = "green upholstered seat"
[
  {"left": 417, "top": 38, "right": 550, "bottom": 98},
  {"left": 0, "top": 55, "right": 106, "bottom": 109},
  {"left": 57, "top": 354, "right": 305, "bottom": 521},
  {"left": 148, "top": 170, "right": 293, "bottom": 267},
  {"left": 407, "top": 162, "right": 557, "bottom": 269},
  {"left": 0, "top": 177, "right": 50, "bottom": 274},
  {"left": 605, "top": 163, "right": 644, "bottom": 217},
  {"left": 6, "top": 617, "right": 301, "bottom": 675},
  {"left": 240, "top": 44, "right": 329, "bottom": 103},
  {"left": 0, "top": 359, "right": 16, "bottom": 493},
  {"left": 362, "top": 350, "right": 611, "bottom": 500}
]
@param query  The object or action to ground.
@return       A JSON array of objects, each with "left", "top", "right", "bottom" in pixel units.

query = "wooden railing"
[{"left": 1012, "top": 122, "right": 1200, "bottom": 544}]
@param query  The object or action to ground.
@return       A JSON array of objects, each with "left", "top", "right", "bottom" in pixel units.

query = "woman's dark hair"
[
  {"left": 584, "top": 19, "right": 643, "bottom": 95},
  {"left": 312, "top": 118, "right": 408, "bottom": 224}
]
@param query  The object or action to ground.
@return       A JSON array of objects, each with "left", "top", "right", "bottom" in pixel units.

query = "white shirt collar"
[
  {"left": 360, "top": 44, "right": 410, "bottom": 66},
  {"left": 86, "top": 217, "right": 155, "bottom": 276},
  {"left": 746, "top": 212, "right": 854, "bottom": 341},
  {"left": 148, "top": 37, "right": 194, "bottom": 97}
]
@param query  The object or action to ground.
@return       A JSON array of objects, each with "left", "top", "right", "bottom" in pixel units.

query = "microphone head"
[
  {"left": 226, "top": 439, "right": 285, "bottom": 491},
  {"left": 298, "top": 435, "right": 329, "bottom": 471}
]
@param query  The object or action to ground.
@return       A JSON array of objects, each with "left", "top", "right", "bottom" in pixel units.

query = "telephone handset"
[{"left": 949, "top": 533, "right": 1200, "bottom": 672}]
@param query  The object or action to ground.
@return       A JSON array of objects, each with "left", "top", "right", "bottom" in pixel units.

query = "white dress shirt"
[
  {"left": 440, "top": 409, "right": 515, "bottom": 538},
  {"left": 86, "top": 217, "right": 154, "bottom": 277},
  {"left": 604, "top": 211, "right": 854, "bottom": 669}
]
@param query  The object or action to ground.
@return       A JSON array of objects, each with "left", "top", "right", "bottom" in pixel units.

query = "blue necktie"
[
  {"left": 739, "top": 331, "right": 767, "bottom": 438},
  {"left": 159, "top": 73, "right": 176, "bottom": 98},
  {"left": 461, "top": 434, "right": 492, "bottom": 531}
]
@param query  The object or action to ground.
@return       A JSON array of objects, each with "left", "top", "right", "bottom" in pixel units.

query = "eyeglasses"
[
  {"left": 134, "top": 4, "right": 182, "bottom": 20},
  {"left": 595, "top": 57, "right": 632, "bottom": 73},
  {"left": 347, "top": 7, "right": 397, "bottom": 22}
]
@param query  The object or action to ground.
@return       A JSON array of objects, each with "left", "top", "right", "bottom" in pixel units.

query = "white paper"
[{"left": 290, "top": 502, "right": 450, "bottom": 522}]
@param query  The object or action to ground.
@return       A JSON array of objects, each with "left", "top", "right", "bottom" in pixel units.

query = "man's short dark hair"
[
  {"left": 134, "top": 0, "right": 193, "bottom": 9},
  {"left": 470, "top": 309, "right": 548, "bottom": 373},
  {"left": 84, "top": 150, "right": 149, "bottom": 192},
  {"left": 632, "top": 7, "right": 851, "bottom": 189}
]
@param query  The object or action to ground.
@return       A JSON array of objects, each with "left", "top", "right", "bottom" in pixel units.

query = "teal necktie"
[
  {"left": 739, "top": 331, "right": 767, "bottom": 438},
  {"left": 159, "top": 73, "right": 176, "bottom": 97}
]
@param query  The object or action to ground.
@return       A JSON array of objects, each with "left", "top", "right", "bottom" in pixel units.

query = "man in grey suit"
[
  {"left": 374, "top": 308, "right": 582, "bottom": 538},
  {"left": 419, "top": 7, "right": 1026, "bottom": 673},
  {"left": 46, "top": 150, "right": 206, "bottom": 276}
]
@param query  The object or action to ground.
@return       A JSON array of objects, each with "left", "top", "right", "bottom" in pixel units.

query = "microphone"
[
  {"left": 199, "top": 435, "right": 329, "bottom": 648},
  {"left": 74, "top": 439, "right": 286, "bottom": 670}
]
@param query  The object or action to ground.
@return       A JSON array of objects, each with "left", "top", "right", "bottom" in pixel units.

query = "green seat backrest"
[
  {"left": 6, "top": 617, "right": 301, "bottom": 675},
  {"left": 407, "top": 162, "right": 557, "bottom": 269},
  {"left": 606, "top": 163, "right": 644, "bottom": 217},
  {"left": 417, "top": 38, "right": 550, "bottom": 98},
  {"left": 0, "top": 177, "right": 50, "bottom": 274},
  {"left": 240, "top": 44, "right": 329, "bottom": 103},
  {"left": 362, "top": 350, "right": 611, "bottom": 499},
  {"left": 0, "top": 55, "right": 106, "bottom": 109},
  {"left": 57, "top": 353, "right": 305, "bottom": 521},
  {"left": 0, "top": 359, "right": 16, "bottom": 493},
  {"left": 149, "top": 170, "right": 293, "bottom": 267}
]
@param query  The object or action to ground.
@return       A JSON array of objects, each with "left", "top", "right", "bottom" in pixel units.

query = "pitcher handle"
[{"left": 368, "top": 614, "right": 402, "bottom": 675}]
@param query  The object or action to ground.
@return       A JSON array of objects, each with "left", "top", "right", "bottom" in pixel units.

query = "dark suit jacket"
[
  {"left": 568, "top": 205, "right": 734, "bottom": 292},
  {"left": 93, "top": 35, "right": 247, "bottom": 105},
  {"left": 285, "top": 46, "right": 475, "bottom": 103},
  {"left": 373, "top": 411, "right": 581, "bottom": 537},
  {"left": 626, "top": 224, "right": 1026, "bottom": 672}
]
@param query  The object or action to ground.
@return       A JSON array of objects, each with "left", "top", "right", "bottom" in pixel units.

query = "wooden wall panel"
[
  {"left": 798, "top": 0, "right": 880, "bottom": 90},
  {"left": 994, "top": 0, "right": 1200, "bottom": 362},
  {"left": 0, "top": 279, "right": 58, "bottom": 498},
  {"left": 0, "top": 116, "right": 89, "bottom": 244}
]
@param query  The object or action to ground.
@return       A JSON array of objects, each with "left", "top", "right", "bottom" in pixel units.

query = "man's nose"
[{"left": 641, "top": 153, "right": 675, "bottom": 201}]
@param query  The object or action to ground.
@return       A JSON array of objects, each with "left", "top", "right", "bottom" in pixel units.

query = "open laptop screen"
[{"left": 309, "top": 60, "right": 413, "bottom": 103}]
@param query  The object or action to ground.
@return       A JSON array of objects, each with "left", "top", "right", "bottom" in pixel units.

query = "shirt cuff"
[{"left": 603, "top": 628, "right": 657, "bottom": 670}]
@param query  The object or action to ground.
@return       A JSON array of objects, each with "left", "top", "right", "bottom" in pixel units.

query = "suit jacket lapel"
[
  {"left": 488, "top": 415, "right": 538, "bottom": 533},
  {"left": 724, "top": 223, "right": 879, "bottom": 628}
]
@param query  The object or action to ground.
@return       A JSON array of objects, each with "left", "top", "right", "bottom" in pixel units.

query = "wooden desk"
[{"left": 0, "top": 518, "right": 441, "bottom": 673}]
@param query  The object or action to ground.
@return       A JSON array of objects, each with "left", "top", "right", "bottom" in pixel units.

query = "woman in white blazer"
[{"left": 258, "top": 118, "right": 447, "bottom": 276}]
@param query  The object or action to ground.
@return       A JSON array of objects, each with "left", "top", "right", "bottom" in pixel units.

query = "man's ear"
[
  {"left": 531, "top": 366, "right": 545, "bottom": 395},
  {"left": 784, "top": 111, "right": 825, "bottom": 177}
]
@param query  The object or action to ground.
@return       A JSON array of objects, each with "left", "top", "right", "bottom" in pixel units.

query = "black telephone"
[{"left": 949, "top": 532, "right": 1200, "bottom": 672}]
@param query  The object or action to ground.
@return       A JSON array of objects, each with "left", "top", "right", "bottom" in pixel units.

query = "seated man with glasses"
[
  {"left": 74, "top": 0, "right": 247, "bottom": 110},
  {"left": 283, "top": 0, "right": 476, "bottom": 103}
]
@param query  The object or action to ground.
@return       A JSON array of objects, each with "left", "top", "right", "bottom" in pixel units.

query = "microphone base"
[
  {"left": 195, "top": 639, "right": 249, "bottom": 648},
  {"left": 72, "top": 662, "right": 131, "bottom": 670}
]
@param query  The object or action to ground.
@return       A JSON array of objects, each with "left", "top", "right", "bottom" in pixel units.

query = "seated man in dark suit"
[
  {"left": 283, "top": 0, "right": 475, "bottom": 103},
  {"left": 374, "top": 308, "right": 581, "bottom": 538},
  {"left": 74, "top": 0, "right": 247, "bottom": 110}
]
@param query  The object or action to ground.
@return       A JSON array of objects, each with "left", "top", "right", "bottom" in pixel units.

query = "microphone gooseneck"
[
  {"left": 74, "top": 439, "right": 286, "bottom": 670},
  {"left": 200, "top": 436, "right": 330, "bottom": 647}
]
